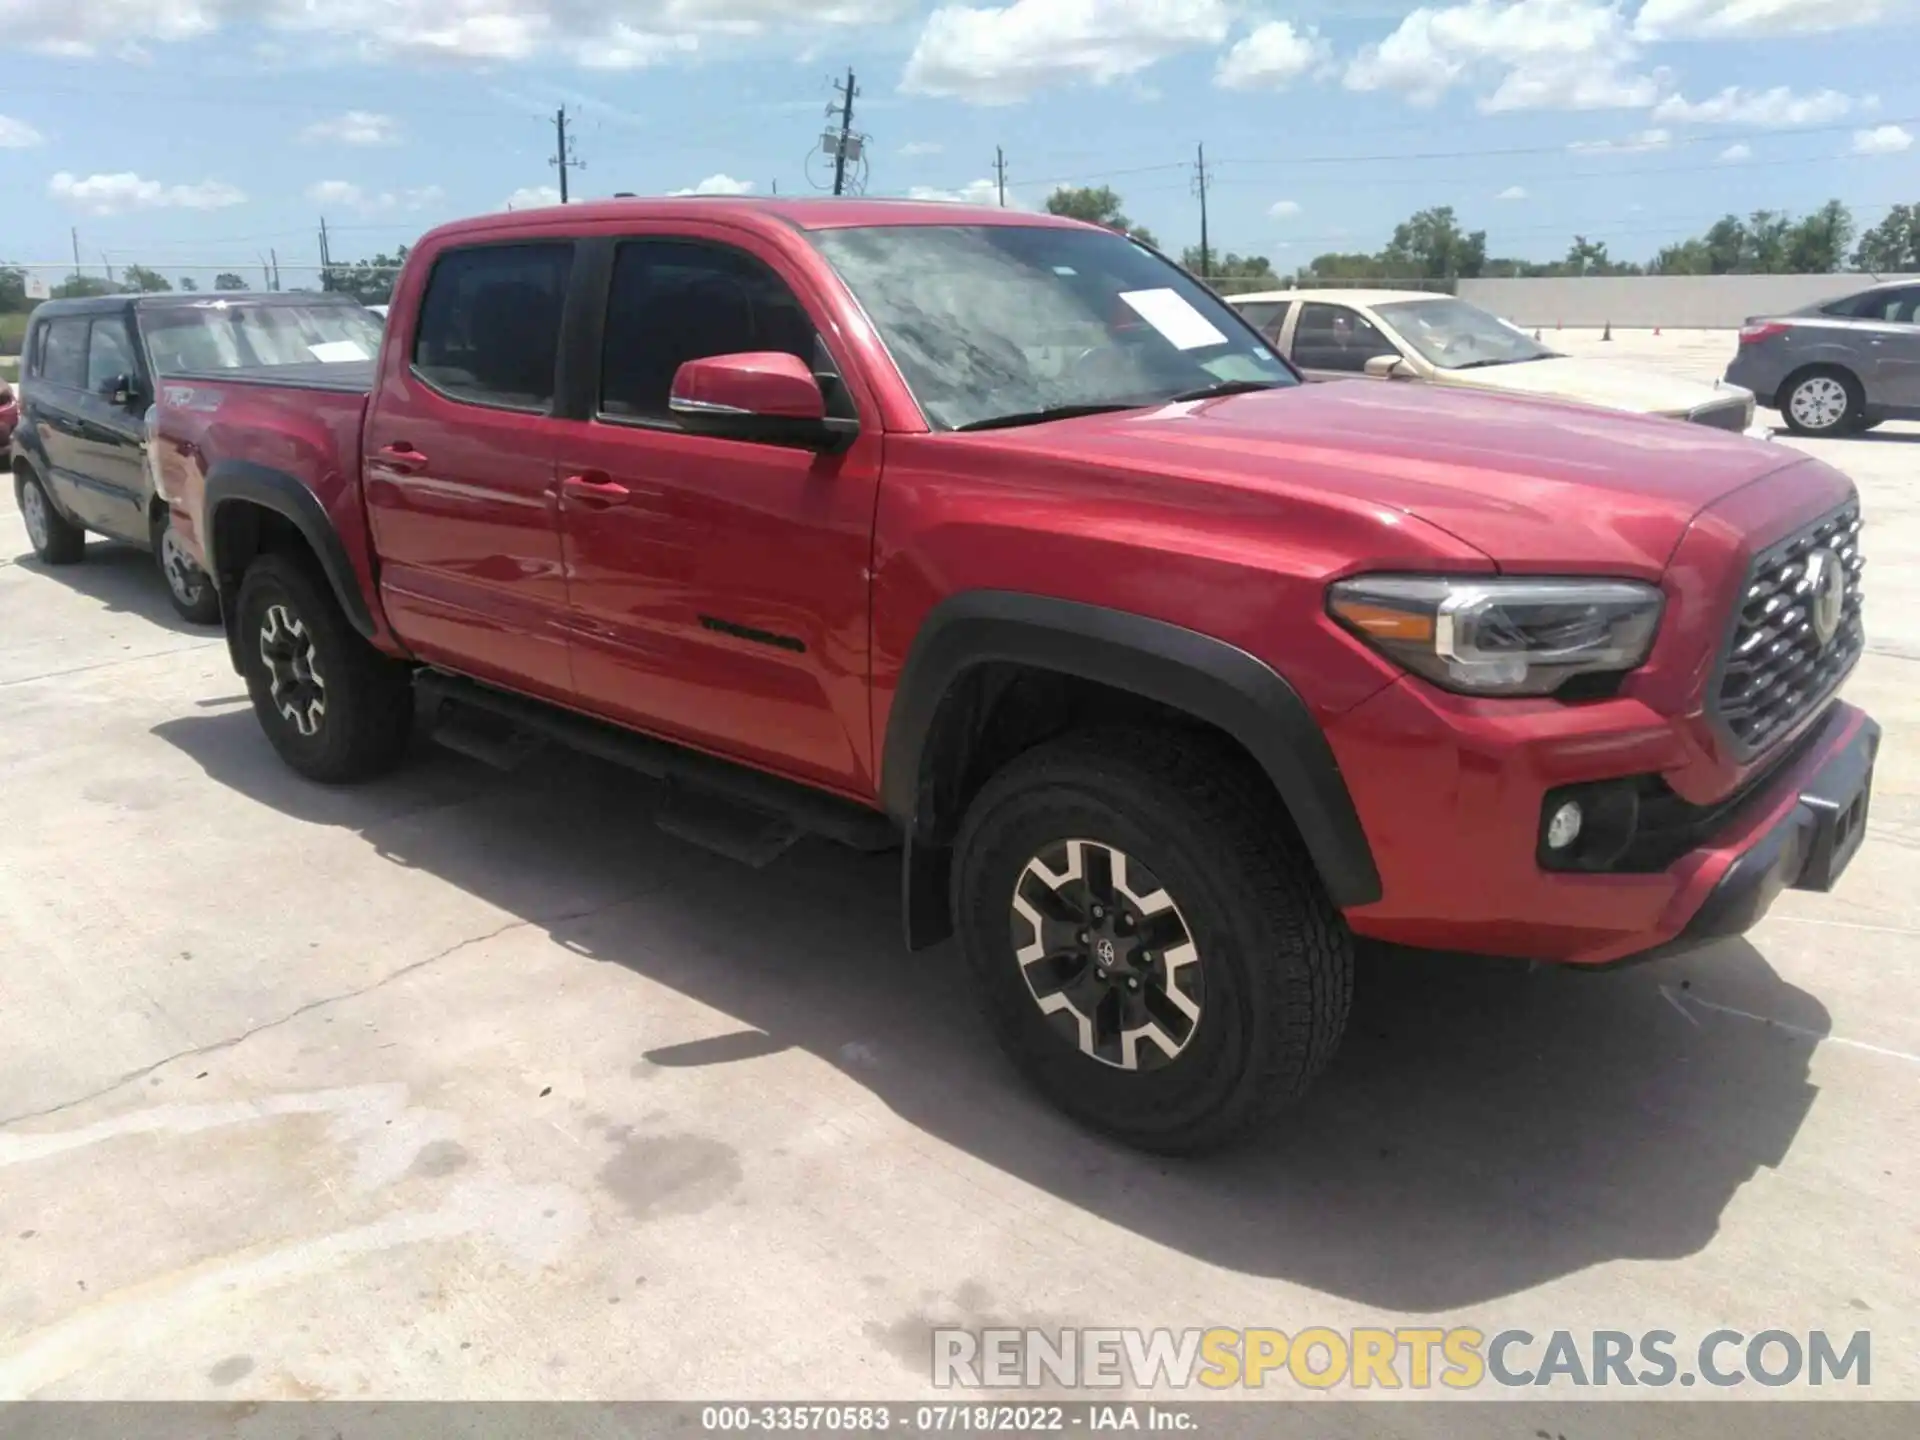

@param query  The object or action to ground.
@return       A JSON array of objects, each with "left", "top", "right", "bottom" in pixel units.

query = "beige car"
[{"left": 1230, "top": 289, "right": 1767, "bottom": 436}]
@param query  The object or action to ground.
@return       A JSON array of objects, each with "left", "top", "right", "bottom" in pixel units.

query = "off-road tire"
[
  {"left": 1780, "top": 366, "right": 1864, "bottom": 437},
  {"left": 235, "top": 553, "right": 413, "bottom": 783},
  {"left": 15, "top": 469, "right": 85, "bottom": 565},
  {"left": 952, "top": 728, "right": 1355, "bottom": 1154},
  {"left": 151, "top": 507, "right": 221, "bottom": 625}
]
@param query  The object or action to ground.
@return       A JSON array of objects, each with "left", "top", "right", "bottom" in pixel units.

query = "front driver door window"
[{"left": 1290, "top": 303, "right": 1401, "bottom": 378}]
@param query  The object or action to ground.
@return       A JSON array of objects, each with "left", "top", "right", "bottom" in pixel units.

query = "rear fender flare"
[{"left": 204, "top": 461, "right": 378, "bottom": 664}]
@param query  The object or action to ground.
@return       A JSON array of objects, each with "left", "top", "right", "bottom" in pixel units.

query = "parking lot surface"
[{"left": 2, "top": 331, "right": 1916, "bottom": 1409}]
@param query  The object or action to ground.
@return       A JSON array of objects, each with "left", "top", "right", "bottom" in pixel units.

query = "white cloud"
[
  {"left": 899, "top": 141, "right": 944, "bottom": 156},
  {"left": 1345, "top": 0, "right": 1661, "bottom": 113},
  {"left": 1215, "top": 20, "right": 1329, "bottom": 90},
  {"left": 1651, "top": 85, "right": 1862, "bottom": 126},
  {"left": 1497, "top": 184, "right": 1528, "bottom": 199},
  {"left": 902, "top": 0, "right": 1234, "bottom": 104},
  {"left": 1633, "top": 0, "right": 1918, "bottom": 40},
  {"left": 306, "top": 179, "right": 445, "bottom": 213},
  {"left": 1853, "top": 124, "right": 1915, "bottom": 155},
  {"left": 503, "top": 184, "right": 563, "bottom": 209},
  {"left": 2, "top": 1, "right": 906, "bottom": 68},
  {"left": 1268, "top": 199, "right": 1302, "bottom": 218},
  {"left": 907, "top": 178, "right": 1012, "bottom": 205},
  {"left": 49, "top": 170, "right": 244, "bottom": 215},
  {"left": 1568, "top": 126, "right": 1673, "bottom": 153},
  {"left": 301, "top": 110, "right": 400, "bottom": 145},
  {"left": 0, "top": 114, "right": 45, "bottom": 147},
  {"left": 669, "top": 173, "right": 755, "bottom": 196},
  {"left": 1719, "top": 141, "right": 1753, "bottom": 160}
]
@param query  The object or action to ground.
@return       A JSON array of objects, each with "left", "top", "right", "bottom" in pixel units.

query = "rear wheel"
[
  {"left": 151, "top": 507, "right": 220, "bottom": 625},
  {"left": 952, "top": 729, "right": 1354, "bottom": 1154},
  {"left": 15, "top": 470, "right": 85, "bottom": 565},
  {"left": 235, "top": 553, "right": 414, "bottom": 783},
  {"left": 1781, "top": 367, "right": 1863, "bottom": 437}
]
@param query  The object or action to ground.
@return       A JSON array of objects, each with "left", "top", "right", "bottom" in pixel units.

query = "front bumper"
[{"left": 1328, "top": 686, "right": 1878, "bottom": 966}]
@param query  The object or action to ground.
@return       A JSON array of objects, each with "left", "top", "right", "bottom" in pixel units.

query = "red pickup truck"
[{"left": 153, "top": 198, "right": 1877, "bottom": 1152}]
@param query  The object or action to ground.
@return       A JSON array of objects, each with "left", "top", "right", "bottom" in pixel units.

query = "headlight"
[{"left": 1328, "top": 575, "right": 1664, "bottom": 697}]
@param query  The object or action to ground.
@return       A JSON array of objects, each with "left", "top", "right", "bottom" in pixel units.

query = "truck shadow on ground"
[
  {"left": 155, "top": 711, "right": 1831, "bottom": 1312},
  {"left": 9, "top": 541, "right": 212, "bottom": 638}
]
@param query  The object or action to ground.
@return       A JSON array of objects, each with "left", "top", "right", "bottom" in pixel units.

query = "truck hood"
[
  {"left": 1425, "top": 354, "right": 1731, "bottom": 416},
  {"left": 971, "top": 379, "right": 1815, "bottom": 575}
]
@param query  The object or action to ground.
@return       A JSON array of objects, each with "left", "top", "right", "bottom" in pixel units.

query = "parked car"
[
  {"left": 155, "top": 200, "right": 1876, "bottom": 1152},
  {"left": 1230, "top": 289, "right": 1766, "bottom": 435},
  {"left": 0, "top": 377, "right": 17, "bottom": 449},
  {"left": 11, "top": 290, "right": 384, "bottom": 622},
  {"left": 1724, "top": 279, "right": 1920, "bottom": 437}
]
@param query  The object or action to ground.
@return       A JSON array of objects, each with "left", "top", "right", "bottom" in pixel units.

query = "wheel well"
[
  {"left": 210, "top": 498, "right": 324, "bottom": 595},
  {"left": 913, "top": 662, "right": 1296, "bottom": 851},
  {"left": 1784, "top": 361, "right": 1861, "bottom": 397}
]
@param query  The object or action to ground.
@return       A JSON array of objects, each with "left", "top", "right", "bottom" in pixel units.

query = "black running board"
[{"left": 416, "top": 669, "right": 899, "bottom": 855}]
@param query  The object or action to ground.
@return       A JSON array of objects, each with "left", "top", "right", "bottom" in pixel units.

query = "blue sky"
[{"left": 1, "top": 0, "right": 1916, "bottom": 287}]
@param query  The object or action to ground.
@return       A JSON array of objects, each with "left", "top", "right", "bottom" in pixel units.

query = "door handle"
[
  {"left": 561, "top": 473, "right": 631, "bottom": 507},
  {"left": 374, "top": 442, "right": 429, "bottom": 475}
]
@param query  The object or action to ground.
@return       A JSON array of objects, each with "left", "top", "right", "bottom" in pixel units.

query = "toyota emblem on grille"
[{"left": 1806, "top": 547, "right": 1847, "bottom": 647}]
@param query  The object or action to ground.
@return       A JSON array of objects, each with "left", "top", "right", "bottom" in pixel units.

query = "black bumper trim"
[{"left": 1634, "top": 713, "right": 1880, "bottom": 966}]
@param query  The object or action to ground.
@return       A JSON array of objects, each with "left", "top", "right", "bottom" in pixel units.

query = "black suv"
[{"left": 10, "top": 291, "right": 384, "bottom": 623}]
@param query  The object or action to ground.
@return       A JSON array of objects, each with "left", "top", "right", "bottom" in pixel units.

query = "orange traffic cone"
[{"left": 1653, "top": 325, "right": 1662, "bottom": 336}]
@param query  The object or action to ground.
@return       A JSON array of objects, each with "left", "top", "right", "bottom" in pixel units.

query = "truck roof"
[
  {"left": 29, "top": 290, "right": 370, "bottom": 319},
  {"left": 422, "top": 196, "right": 1091, "bottom": 248}
]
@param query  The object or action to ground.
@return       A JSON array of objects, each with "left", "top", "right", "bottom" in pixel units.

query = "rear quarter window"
[{"left": 411, "top": 242, "right": 573, "bottom": 411}]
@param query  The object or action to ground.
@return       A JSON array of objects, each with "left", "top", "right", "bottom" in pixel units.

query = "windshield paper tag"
[
  {"left": 309, "top": 340, "right": 370, "bottom": 362},
  {"left": 1118, "top": 288, "right": 1228, "bottom": 351}
]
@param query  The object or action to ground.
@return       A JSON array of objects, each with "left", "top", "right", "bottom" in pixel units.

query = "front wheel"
[
  {"left": 952, "top": 730, "right": 1355, "bottom": 1154},
  {"left": 151, "top": 507, "right": 220, "bottom": 625},
  {"left": 235, "top": 554, "right": 414, "bottom": 783},
  {"left": 1781, "top": 368, "right": 1863, "bottom": 437}
]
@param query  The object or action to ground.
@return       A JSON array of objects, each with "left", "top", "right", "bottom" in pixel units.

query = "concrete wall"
[{"left": 1457, "top": 274, "right": 1873, "bottom": 329}]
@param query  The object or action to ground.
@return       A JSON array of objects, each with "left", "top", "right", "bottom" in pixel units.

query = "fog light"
[{"left": 1546, "top": 801, "right": 1584, "bottom": 851}]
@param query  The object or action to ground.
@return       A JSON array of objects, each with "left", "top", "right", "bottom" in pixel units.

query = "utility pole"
[
  {"left": 831, "top": 68, "right": 858, "bottom": 197},
  {"left": 1193, "top": 142, "right": 1212, "bottom": 280},
  {"left": 70, "top": 227, "right": 81, "bottom": 280},
  {"left": 994, "top": 146, "right": 1008, "bottom": 208},
  {"left": 551, "top": 106, "right": 583, "bottom": 203},
  {"left": 260, "top": 253, "right": 272, "bottom": 291},
  {"left": 102, "top": 253, "right": 114, "bottom": 285},
  {"left": 271, "top": 249, "right": 281, "bottom": 292},
  {"left": 318, "top": 216, "right": 333, "bottom": 291}
]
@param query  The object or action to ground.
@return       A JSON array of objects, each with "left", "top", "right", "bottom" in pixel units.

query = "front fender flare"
[{"left": 882, "top": 592, "right": 1382, "bottom": 946}]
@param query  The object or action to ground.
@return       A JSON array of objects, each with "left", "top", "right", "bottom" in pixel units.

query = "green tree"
[
  {"left": 1783, "top": 201, "right": 1855, "bottom": 273},
  {"left": 0, "top": 265, "right": 28, "bottom": 311},
  {"left": 1380, "top": 206, "right": 1487, "bottom": 280},
  {"left": 52, "top": 274, "right": 117, "bottom": 299},
  {"left": 1853, "top": 204, "right": 1919, "bottom": 272},
  {"left": 1184, "top": 248, "right": 1273, "bottom": 283},
  {"left": 214, "top": 271, "right": 249, "bottom": 291},
  {"left": 1743, "top": 210, "right": 1793, "bottom": 273},
  {"left": 120, "top": 264, "right": 173, "bottom": 293},
  {"left": 1650, "top": 238, "right": 1712, "bottom": 275},
  {"left": 1044, "top": 185, "right": 1158, "bottom": 248},
  {"left": 1703, "top": 216, "right": 1748, "bottom": 274},
  {"left": 178, "top": 276, "right": 200, "bottom": 291},
  {"left": 323, "top": 248, "right": 409, "bottom": 306}
]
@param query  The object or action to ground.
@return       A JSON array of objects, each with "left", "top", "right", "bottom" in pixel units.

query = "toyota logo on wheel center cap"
[
  {"left": 1095, "top": 938, "right": 1117, "bottom": 965},
  {"left": 1806, "top": 547, "right": 1847, "bottom": 648}
]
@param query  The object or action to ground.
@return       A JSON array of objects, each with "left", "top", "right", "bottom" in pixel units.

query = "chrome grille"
[{"left": 1714, "top": 502, "right": 1865, "bottom": 757}]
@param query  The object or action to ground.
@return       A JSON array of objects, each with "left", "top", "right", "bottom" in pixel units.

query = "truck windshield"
[
  {"left": 142, "top": 301, "right": 385, "bottom": 376},
  {"left": 811, "top": 224, "right": 1296, "bottom": 431}
]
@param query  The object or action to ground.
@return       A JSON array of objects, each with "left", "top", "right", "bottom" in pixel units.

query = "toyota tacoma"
[{"left": 151, "top": 199, "right": 1878, "bottom": 1152}]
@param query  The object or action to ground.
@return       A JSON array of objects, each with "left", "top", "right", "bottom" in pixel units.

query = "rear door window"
[
  {"left": 1291, "top": 303, "right": 1399, "bottom": 373},
  {"left": 1234, "top": 300, "right": 1288, "bottom": 339},
  {"left": 38, "top": 317, "right": 89, "bottom": 389},
  {"left": 411, "top": 242, "right": 573, "bottom": 410}
]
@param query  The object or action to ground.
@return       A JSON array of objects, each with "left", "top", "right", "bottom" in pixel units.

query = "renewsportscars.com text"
[{"left": 933, "top": 1327, "right": 1871, "bottom": 1392}]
